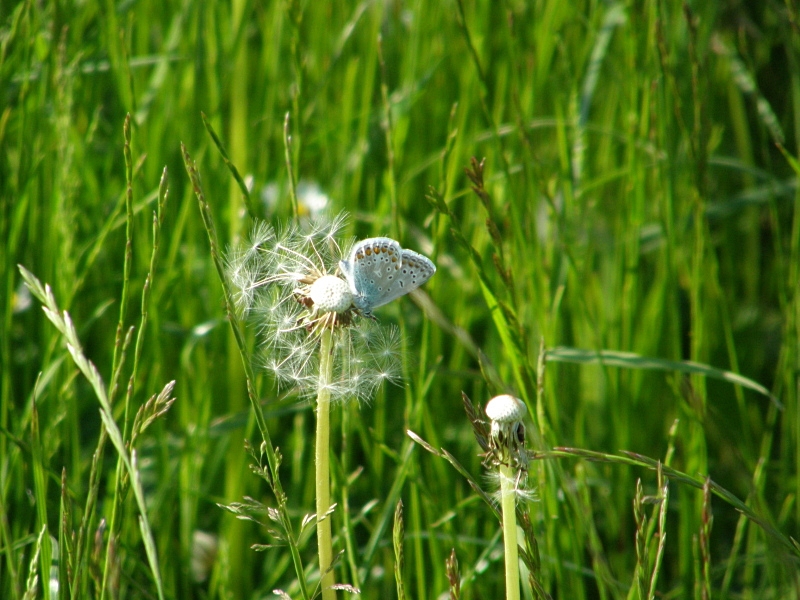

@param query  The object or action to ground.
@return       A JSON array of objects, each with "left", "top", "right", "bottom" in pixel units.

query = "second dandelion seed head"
[{"left": 485, "top": 394, "right": 528, "bottom": 471}]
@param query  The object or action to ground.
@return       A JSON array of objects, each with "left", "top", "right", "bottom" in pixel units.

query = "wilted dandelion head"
[
  {"left": 226, "top": 214, "right": 403, "bottom": 403},
  {"left": 483, "top": 394, "right": 535, "bottom": 504},
  {"left": 484, "top": 394, "right": 529, "bottom": 472}
]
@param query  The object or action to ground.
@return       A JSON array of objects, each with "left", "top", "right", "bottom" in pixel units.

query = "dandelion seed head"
[
  {"left": 309, "top": 275, "right": 353, "bottom": 314},
  {"left": 485, "top": 394, "right": 527, "bottom": 424},
  {"left": 226, "top": 213, "right": 407, "bottom": 404},
  {"left": 249, "top": 220, "right": 277, "bottom": 249}
]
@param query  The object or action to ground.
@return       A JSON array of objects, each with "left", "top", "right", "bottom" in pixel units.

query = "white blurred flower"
[
  {"left": 259, "top": 179, "right": 329, "bottom": 218},
  {"left": 191, "top": 530, "right": 218, "bottom": 583},
  {"left": 296, "top": 180, "right": 329, "bottom": 216},
  {"left": 260, "top": 182, "right": 280, "bottom": 213},
  {"left": 13, "top": 281, "right": 32, "bottom": 313}
]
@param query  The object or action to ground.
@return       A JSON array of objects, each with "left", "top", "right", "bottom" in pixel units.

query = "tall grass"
[{"left": 2, "top": 0, "right": 799, "bottom": 598}]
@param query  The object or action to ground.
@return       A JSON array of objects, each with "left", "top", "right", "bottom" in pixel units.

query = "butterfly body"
[{"left": 339, "top": 237, "right": 436, "bottom": 315}]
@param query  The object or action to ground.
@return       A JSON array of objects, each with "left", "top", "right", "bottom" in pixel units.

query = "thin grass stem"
[
  {"left": 377, "top": 35, "right": 399, "bottom": 238},
  {"left": 110, "top": 114, "right": 134, "bottom": 398},
  {"left": 284, "top": 113, "right": 299, "bottom": 220},
  {"left": 182, "top": 144, "right": 311, "bottom": 600},
  {"left": 101, "top": 115, "right": 136, "bottom": 600}
]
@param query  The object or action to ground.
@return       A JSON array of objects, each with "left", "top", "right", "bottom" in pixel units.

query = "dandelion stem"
[
  {"left": 316, "top": 328, "right": 336, "bottom": 600},
  {"left": 499, "top": 462, "right": 521, "bottom": 600}
]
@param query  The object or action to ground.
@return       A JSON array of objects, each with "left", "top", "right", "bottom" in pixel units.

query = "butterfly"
[{"left": 339, "top": 237, "right": 436, "bottom": 316}]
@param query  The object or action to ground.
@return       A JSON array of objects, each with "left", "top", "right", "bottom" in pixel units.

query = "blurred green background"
[{"left": 2, "top": 0, "right": 799, "bottom": 598}]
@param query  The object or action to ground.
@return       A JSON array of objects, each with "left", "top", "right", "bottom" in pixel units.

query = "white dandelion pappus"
[
  {"left": 339, "top": 237, "right": 436, "bottom": 316},
  {"left": 226, "top": 216, "right": 406, "bottom": 404}
]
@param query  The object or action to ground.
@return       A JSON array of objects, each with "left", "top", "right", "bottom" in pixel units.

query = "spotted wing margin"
[
  {"left": 369, "top": 248, "right": 436, "bottom": 309},
  {"left": 339, "top": 237, "right": 396, "bottom": 289}
]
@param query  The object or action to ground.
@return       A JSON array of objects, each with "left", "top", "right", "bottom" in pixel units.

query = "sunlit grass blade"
[
  {"left": 407, "top": 430, "right": 500, "bottom": 521},
  {"left": 201, "top": 112, "right": 257, "bottom": 219},
  {"left": 546, "top": 346, "right": 777, "bottom": 405}
]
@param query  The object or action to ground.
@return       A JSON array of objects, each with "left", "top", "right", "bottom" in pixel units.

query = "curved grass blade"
[{"left": 546, "top": 346, "right": 779, "bottom": 407}]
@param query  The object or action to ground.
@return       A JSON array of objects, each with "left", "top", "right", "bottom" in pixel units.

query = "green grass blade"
[{"left": 546, "top": 346, "right": 777, "bottom": 405}]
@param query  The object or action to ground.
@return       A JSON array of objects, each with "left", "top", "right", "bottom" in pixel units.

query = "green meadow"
[{"left": 2, "top": 0, "right": 799, "bottom": 598}]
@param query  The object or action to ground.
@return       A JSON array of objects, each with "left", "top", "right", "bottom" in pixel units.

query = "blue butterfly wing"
[
  {"left": 342, "top": 237, "right": 436, "bottom": 312},
  {"left": 370, "top": 249, "right": 436, "bottom": 308}
]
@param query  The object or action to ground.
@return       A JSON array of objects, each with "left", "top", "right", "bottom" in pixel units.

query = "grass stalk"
[
  {"left": 393, "top": 500, "right": 407, "bottom": 600},
  {"left": 377, "top": 34, "right": 399, "bottom": 237},
  {"left": 182, "top": 143, "right": 311, "bottom": 599},
  {"left": 30, "top": 396, "right": 52, "bottom": 600},
  {"left": 110, "top": 114, "right": 134, "bottom": 395},
  {"left": 316, "top": 327, "right": 336, "bottom": 600},
  {"left": 100, "top": 114, "right": 137, "bottom": 600}
]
